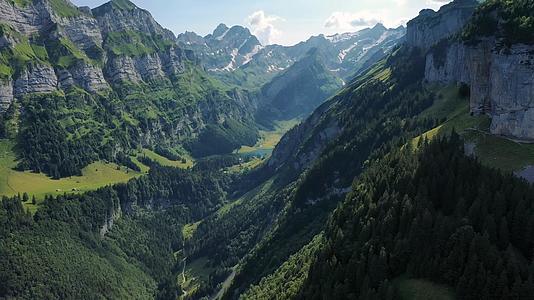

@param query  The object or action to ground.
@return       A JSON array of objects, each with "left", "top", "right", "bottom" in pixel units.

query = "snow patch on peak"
[
  {"left": 326, "top": 32, "right": 360, "bottom": 43},
  {"left": 216, "top": 28, "right": 231, "bottom": 41},
  {"left": 338, "top": 43, "right": 358, "bottom": 62},
  {"left": 243, "top": 44, "right": 263, "bottom": 65}
]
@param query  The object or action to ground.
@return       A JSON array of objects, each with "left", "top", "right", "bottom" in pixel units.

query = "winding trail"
[
  {"left": 181, "top": 240, "right": 188, "bottom": 298},
  {"left": 212, "top": 265, "right": 238, "bottom": 300}
]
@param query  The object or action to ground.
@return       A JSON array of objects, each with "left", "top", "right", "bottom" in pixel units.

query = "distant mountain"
[
  {"left": 256, "top": 48, "right": 344, "bottom": 123},
  {"left": 177, "top": 24, "right": 262, "bottom": 73},
  {"left": 178, "top": 23, "right": 405, "bottom": 124},
  {"left": 178, "top": 23, "right": 406, "bottom": 88}
]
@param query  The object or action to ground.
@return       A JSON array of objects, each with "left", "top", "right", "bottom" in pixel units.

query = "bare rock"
[{"left": 14, "top": 64, "right": 57, "bottom": 96}]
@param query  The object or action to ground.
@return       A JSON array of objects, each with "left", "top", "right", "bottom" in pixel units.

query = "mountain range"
[{"left": 1, "top": 0, "right": 534, "bottom": 299}]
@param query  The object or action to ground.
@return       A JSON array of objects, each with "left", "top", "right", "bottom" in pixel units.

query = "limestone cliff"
[
  {"left": 409, "top": 0, "right": 534, "bottom": 140},
  {"left": 406, "top": 0, "right": 477, "bottom": 50}
]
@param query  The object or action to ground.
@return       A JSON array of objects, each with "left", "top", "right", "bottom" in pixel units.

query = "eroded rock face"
[
  {"left": 0, "top": 79, "right": 13, "bottom": 111},
  {"left": 0, "top": 0, "right": 52, "bottom": 35},
  {"left": 67, "top": 61, "right": 109, "bottom": 93},
  {"left": 14, "top": 64, "right": 58, "bottom": 97},
  {"left": 425, "top": 41, "right": 534, "bottom": 140},
  {"left": 410, "top": 0, "right": 534, "bottom": 140},
  {"left": 406, "top": 0, "right": 478, "bottom": 50}
]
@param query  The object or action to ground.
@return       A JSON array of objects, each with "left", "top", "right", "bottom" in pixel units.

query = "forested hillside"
[
  {"left": 0, "top": 162, "right": 236, "bottom": 298},
  {"left": 302, "top": 136, "right": 534, "bottom": 299}
]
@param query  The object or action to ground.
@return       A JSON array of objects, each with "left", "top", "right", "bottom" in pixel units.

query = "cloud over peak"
[{"left": 246, "top": 10, "right": 283, "bottom": 45}]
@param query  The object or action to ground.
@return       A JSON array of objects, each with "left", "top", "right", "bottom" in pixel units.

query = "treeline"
[
  {"left": 464, "top": 0, "right": 534, "bottom": 45},
  {"left": 0, "top": 163, "right": 231, "bottom": 299},
  {"left": 301, "top": 135, "right": 534, "bottom": 299}
]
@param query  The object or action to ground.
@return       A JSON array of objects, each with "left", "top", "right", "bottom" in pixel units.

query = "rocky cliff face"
[
  {"left": 426, "top": 42, "right": 534, "bottom": 140},
  {"left": 0, "top": 79, "right": 13, "bottom": 111},
  {"left": 406, "top": 0, "right": 477, "bottom": 50},
  {"left": 410, "top": 0, "right": 534, "bottom": 140},
  {"left": 0, "top": 0, "right": 111, "bottom": 111}
]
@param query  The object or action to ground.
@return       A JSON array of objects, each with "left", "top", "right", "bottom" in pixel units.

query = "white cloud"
[
  {"left": 324, "top": 11, "right": 404, "bottom": 32},
  {"left": 426, "top": 0, "right": 452, "bottom": 8},
  {"left": 246, "top": 11, "right": 283, "bottom": 45}
]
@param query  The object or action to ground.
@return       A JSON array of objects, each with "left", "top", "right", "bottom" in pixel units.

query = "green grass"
[
  {"left": 394, "top": 277, "right": 456, "bottom": 300},
  {"left": 105, "top": 30, "right": 174, "bottom": 57},
  {"left": 56, "top": 37, "right": 91, "bottom": 67},
  {"left": 11, "top": 0, "right": 32, "bottom": 7},
  {"left": 110, "top": 0, "right": 136, "bottom": 11},
  {"left": 180, "top": 257, "right": 216, "bottom": 297},
  {"left": 0, "top": 63, "right": 11, "bottom": 78},
  {"left": 238, "top": 119, "right": 300, "bottom": 154},
  {"left": 137, "top": 149, "right": 194, "bottom": 169},
  {"left": 0, "top": 140, "right": 143, "bottom": 212},
  {"left": 468, "top": 132, "right": 534, "bottom": 172},
  {"left": 49, "top": 0, "right": 81, "bottom": 18},
  {"left": 182, "top": 221, "right": 201, "bottom": 240}
]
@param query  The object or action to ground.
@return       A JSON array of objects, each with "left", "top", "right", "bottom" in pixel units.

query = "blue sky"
[{"left": 71, "top": 0, "right": 450, "bottom": 45}]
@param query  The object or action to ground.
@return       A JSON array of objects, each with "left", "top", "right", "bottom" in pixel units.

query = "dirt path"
[
  {"left": 212, "top": 265, "right": 238, "bottom": 300},
  {"left": 181, "top": 240, "right": 188, "bottom": 298}
]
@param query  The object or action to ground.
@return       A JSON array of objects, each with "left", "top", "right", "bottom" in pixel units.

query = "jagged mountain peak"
[
  {"left": 212, "top": 23, "right": 230, "bottom": 38},
  {"left": 207, "top": 24, "right": 259, "bottom": 46},
  {"left": 371, "top": 22, "right": 387, "bottom": 31}
]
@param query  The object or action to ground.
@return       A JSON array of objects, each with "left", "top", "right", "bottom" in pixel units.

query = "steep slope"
[
  {"left": 0, "top": 0, "right": 259, "bottom": 178},
  {"left": 182, "top": 1, "right": 534, "bottom": 299},
  {"left": 301, "top": 136, "right": 534, "bottom": 299},
  {"left": 256, "top": 48, "right": 344, "bottom": 123},
  {"left": 181, "top": 45, "right": 439, "bottom": 299},
  {"left": 421, "top": 0, "right": 534, "bottom": 140}
]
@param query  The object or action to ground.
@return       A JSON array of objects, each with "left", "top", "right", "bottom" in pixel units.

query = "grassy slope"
[
  {"left": 137, "top": 148, "right": 194, "bottom": 169},
  {"left": 0, "top": 140, "right": 142, "bottom": 212},
  {"left": 414, "top": 85, "right": 534, "bottom": 172},
  {"left": 237, "top": 119, "right": 300, "bottom": 154},
  {"left": 0, "top": 140, "right": 193, "bottom": 214}
]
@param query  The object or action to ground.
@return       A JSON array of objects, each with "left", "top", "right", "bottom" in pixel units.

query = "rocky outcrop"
[
  {"left": 104, "top": 46, "right": 192, "bottom": 83},
  {"left": 178, "top": 24, "right": 263, "bottom": 73},
  {"left": 0, "top": 0, "right": 52, "bottom": 35},
  {"left": 66, "top": 61, "right": 109, "bottom": 92},
  {"left": 56, "top": 12, "right": 104, "bottom": 55},
  {"left": 99, "top": 200, "right": 122, "bottom": 237},
  {"left": 406, "top": 0, "right": 477, "bottom": 50},
  {"left": 0, "top": 79, "right": 13, "bottom": 110},
  {"left": 425, "top": 39, "right": 534, "bottom": 140},
  {"left": 412, "top": 0, "right": 534, "bottom": 140},
  {"left": 14, "top": 64, "right": 58, "bottom": 96}
]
